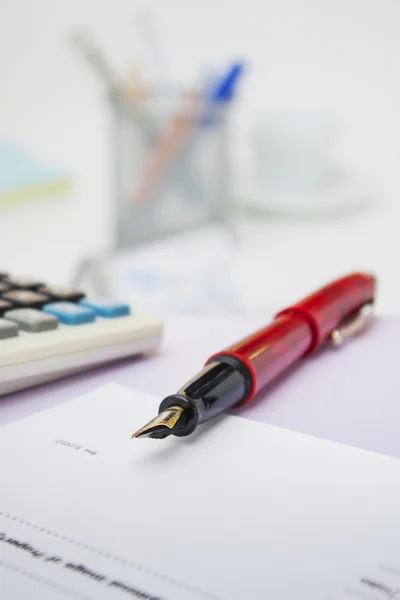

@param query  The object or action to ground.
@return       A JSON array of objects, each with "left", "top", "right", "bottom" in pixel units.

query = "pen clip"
[{"left": 331, "top": 302, "right": 374, "bottom": 347}]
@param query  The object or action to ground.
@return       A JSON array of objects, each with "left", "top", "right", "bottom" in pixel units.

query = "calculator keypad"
[
  {"left": 0, "top": 274, "right": 87, "bottom": 332},
  {"left": 0, "top": 273, "right": 132, "bottom": 336}
]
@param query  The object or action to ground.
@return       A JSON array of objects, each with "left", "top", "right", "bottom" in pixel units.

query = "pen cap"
[{"left": 276, "top": 272, "right": 376, "bottom": 353}]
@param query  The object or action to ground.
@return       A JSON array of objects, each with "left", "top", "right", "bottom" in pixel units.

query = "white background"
[{"left": 1, "top": 0, "right": 400, "bottom": 311}]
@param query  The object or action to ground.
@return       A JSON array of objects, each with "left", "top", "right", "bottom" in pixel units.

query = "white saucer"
[{"left": 237, "top": 169, "right": 374, "bottom": 216}]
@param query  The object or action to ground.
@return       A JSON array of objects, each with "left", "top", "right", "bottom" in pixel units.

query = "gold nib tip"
[
  {"left": 131, "top": 405, "right": 185, "bottom": 440},
  {"left": 131, "top": 428, "right": 154, "bottom": 439}
]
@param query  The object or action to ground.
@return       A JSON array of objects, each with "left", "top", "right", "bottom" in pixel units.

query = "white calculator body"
[{"left": 0, "top": 274, "right": 163, "bottom": 396}]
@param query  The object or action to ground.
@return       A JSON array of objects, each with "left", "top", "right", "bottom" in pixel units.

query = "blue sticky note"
[{"left": 0, "top": 141, "right": 70, "bottom": 203}]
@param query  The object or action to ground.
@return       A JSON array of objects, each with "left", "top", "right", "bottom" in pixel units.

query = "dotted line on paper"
[
  {"left": 0, "top": 511, "right": 225, "bottom": 600},
  {"left": 0, "top": 561, "right": 96, "bottom": 600}
]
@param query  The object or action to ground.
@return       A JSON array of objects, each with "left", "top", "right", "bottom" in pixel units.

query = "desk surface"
[{"left": 1, "top": 314, "right": 399, "bottom": 461}]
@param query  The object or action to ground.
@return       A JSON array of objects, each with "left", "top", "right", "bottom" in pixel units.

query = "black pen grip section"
[
  {"left": 185, "top": 362, "right": 247, "bottom": 423},
  {"left": 159, "top": 358, "right": 252, "bottom": 436},
  {"left": 182, "top": 358, "right": 251, "bottom": 423}
]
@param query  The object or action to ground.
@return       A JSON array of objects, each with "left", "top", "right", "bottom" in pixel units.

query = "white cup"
[{"left": 251, "top": 110, "right": 337, "bottom": 210}]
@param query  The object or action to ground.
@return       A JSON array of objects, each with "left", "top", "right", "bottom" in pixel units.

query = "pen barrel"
[
  {"left": 208, "top": 313, "right": 313, "bottom": 404},
  {"left": 277, "top": 272, "right": 376, "bottom": 353},
  {"left": 208, "top": 273, "right": 376, "bottom": 408}
]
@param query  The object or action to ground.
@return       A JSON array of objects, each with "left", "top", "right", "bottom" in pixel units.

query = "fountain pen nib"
[{"left": 131, "top": 405, "right": 185, "bottom": 440}]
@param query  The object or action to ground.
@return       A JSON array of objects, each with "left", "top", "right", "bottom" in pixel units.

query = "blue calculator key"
[
  {"left": 79, "top": 298, "right": 130, "bottom": 318},
  {"left": 43, "top": 302, "right": 96, "bottom": 325}
]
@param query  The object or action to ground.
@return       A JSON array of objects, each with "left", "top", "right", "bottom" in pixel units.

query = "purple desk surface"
[{"left": 1, "top": 315, "right": 399, "bottom": 459}]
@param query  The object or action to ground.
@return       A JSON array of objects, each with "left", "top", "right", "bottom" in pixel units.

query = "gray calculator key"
[
  {"left": 5, "top": 308, "right": 59, "bottom": 332},
  {"left": 0, "top": 318, "right": 19, "bottom": 339}
]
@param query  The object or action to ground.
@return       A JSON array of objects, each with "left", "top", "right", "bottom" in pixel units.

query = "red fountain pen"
[{"left": 132, "top": 272, "right": 376, "bottom": 440}]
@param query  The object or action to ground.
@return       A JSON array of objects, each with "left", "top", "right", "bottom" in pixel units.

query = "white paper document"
[{"left": 1, "top": 383, "right": 400, "bottom": 600}]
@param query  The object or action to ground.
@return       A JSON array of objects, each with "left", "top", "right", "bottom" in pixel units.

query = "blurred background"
[{"left": 1, "top": 0, "right": 400, "bottom": 315}]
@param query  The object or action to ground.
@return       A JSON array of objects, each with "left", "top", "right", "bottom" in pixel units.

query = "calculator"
[{"left": 0, "top": 273, "right": 163, "bottom": 396}]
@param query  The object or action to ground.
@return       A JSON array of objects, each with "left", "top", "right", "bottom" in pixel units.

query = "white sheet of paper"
[{"left": 1, "top": 382, "right": 400, "bottom": 600}]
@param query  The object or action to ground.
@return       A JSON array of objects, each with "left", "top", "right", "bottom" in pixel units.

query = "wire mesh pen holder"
[
  {"left": 70, "top": 30, "right": 234, "bottom": 299},
  {"left": 70, "top": 28, "right": 233, "bottom": 252},
  {"left": 109, "top": 87, "right": 232, "bottom": 251}
]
